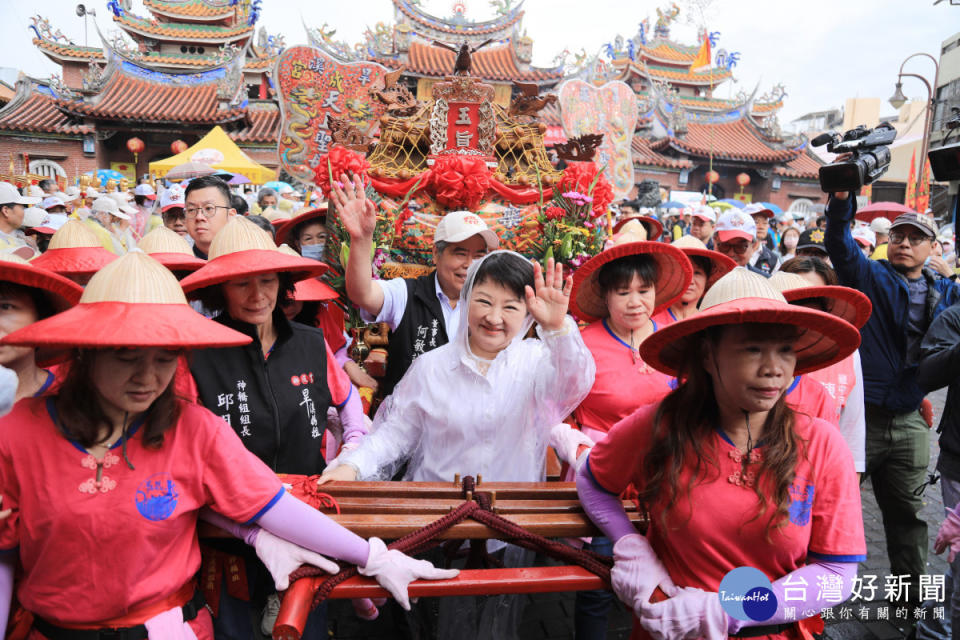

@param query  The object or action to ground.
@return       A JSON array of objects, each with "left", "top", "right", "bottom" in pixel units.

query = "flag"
[
  {"left": 905, "top": 148, "right": 917, "bottom": 210},
  {"left": 691, "top": 33, "right": 712, "bottom": 71},
  {"left": 916, "top": 158, "right": 932, "bottom": 213}
]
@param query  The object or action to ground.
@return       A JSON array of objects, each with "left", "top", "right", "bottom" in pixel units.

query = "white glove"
[
  {"left": 357, "top": 537, "right": 460, "bottom": 610},
  {"left": 254, "top": 529, "right": 341, "bottom": 590},
  {"left": 639, "top": 586, "right": 729, "bottom": 640},
  {"left": 611, "top": 533, "right": 679, "bottom": 614},
  {"left": 548, "top": 423, "right": 595, "bottom": 467},
  {"left": 143, "top": 606, "right": 198, "bottom": 640}
]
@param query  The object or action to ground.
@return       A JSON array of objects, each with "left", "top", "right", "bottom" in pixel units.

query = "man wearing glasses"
[
  {"left": 183, "top": 175, "right": 237, "bottom": 259},
  {"left": 713, "top": 209, "right": 770, "bottom": 277},
  {"left": 826, "top": 192, "right": 960, "bottom": 624}
]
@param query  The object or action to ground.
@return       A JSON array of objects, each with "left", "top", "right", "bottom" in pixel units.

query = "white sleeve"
[
  {"left": 358, "top": 277, "right": 408, "bottom": 330},
  {"left": 838, "top": 350, "right": 866, "bottom": 473},
  {"left": 534, "top": 316, "right": 597, "bottom": 425},
  {"left": 337, "top": 355, "right": 426, "bottom": 479}
]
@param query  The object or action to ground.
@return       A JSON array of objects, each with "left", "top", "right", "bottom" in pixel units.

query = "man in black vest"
[{"left": 333, "top": 175, "right": 499, "bottom": 396}]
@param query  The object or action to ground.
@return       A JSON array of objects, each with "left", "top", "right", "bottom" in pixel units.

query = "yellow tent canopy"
[{"left": 149, "top": 126, "right": 276, "bottom": 184}]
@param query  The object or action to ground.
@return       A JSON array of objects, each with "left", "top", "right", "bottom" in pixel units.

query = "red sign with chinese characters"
[{"left": 446, "top": 102, "right": 481, "bottom": 152}]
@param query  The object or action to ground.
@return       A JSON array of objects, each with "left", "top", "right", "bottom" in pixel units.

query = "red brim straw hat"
[
  {"left": 571, "top": 240, "right": 693, "bottom": 322},
  {"left": 137, "top": 226, "right": 206, "bottom": 272},
  {"left": 670, "top": 235, "right": 737, "bottom": 292},
  {"left": 1, "top": 251, "right": 251, "bottom": 350},
  {"left": 769, "top": 271, "right": 873, "bottom": 329},
  {"left": 180, "top": 217, "right": 328, "bottom": 297},
  {"left": 613, "top": 214, "right": 663, "bottom": 240},
  {"left": 275, "top": 205, "right": 328, "bottom": 247},
  {"left": 0, "top": 253, "right": 83, "bottom": 313},
  {"left": 639, "top": 267, "right": 861, "bottom": 377},
  {"left": 276, "top": 244, "right": 337, "bottom": 301},
  {"left": 29, "top": 219, "right": 117, "bottom": 276}
]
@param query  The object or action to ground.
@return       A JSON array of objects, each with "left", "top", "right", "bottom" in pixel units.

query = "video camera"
[{"left": 812, "top": 122, "right": 897, "bottom": 192}]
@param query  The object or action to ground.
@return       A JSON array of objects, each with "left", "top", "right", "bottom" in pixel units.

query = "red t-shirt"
[
  {"left": 588, "top": 403, "right": 865, "bottom": 639},
  {"left": 315, "top": 303, "right": 347, "bottom": 354},
  {"left": 807, "top": 355, "right": 856, "bottom": 416},
  {"left": 573, "top": 319, "right": 673, "bottom": 436},
  {"left": 0, "top": 397, "right": 283, "bottom": 625},
  {"left": 785, "top": 375, "right": 839, "bottom": 425},
  {"left": 650, "top": 307, "right": 678, "bottom": 329}
]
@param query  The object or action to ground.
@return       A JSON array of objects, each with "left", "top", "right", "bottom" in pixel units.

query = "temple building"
[{"left": 0, "top": 0, "right": 283, "bottom": 183}]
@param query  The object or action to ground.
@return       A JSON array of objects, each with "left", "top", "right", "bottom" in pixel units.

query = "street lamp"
[{"left": 890, "top": 53, "right": 939, "bottom": 204}]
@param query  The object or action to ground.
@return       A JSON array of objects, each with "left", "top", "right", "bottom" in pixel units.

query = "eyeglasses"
[
  {"left": 717, "top": 241, "right": 750, "bottom": 255},
  {"left": 888, "top": 231, "right": 931, "bottom": 247},
  {"left": 183, "top": 204, "right": 230, "bottom": 220}
]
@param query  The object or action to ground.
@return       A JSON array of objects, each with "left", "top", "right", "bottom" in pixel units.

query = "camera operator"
[{"left": 825, "top": 189, "right": 960, "bottom": 621}]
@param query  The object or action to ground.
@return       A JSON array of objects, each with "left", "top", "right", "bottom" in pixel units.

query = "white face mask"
[{"left": 784, "top": 235, "right": 798, "bottom": 250}]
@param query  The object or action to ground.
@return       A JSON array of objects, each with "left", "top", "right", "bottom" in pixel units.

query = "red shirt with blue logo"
[
  {"left": 588, "top": 402, "right": 865, "bottom": 598},
  {"left": 0, "top": 397, "right": 283, "bottom": 624}
]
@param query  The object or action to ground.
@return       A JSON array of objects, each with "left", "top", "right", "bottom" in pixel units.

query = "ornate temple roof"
[
  {"left": 33, "top": 39, "right": 106, "bottom": 63},
  {"left": 613, "top": 59, "right": 732, "bottom": 87},
  {"left": 375, "top": 41, "right": 561, "bottom": 83},
  {"left": 0, "top": 79, "right": 90, "bottom": 135},
  {"left": 651, "top": 117, "right": 803, "bottom": 164},
  {"left": 112, "top": 12, "right": 253, "bottom": 43},
  {"left": 773, "top": 147, "right": 821, "bottom": 179},
  {"left": 229, "top": 101, "right": 280, "bottom": 143},
  {"left": 392, "top": 0, "right": 524, "bottom": 41},
  {"left": 142, "top": 0, "right": 238, "bottom": 20},
  {"left": 631, "top": 135, "right": 692, "bottom": 169}
]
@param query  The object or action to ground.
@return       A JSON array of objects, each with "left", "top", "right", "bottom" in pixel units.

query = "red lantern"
[
  {"left": 170, "top": 139, "right": 188, "bottom": 154},
  {"left": 705, "top": 170, "right": 720, "bottom": 184},
  {"left": 736, "top": 172, "right": 751, "bottom": 187},
  {"left": 126, "top": 137, "right": 145, "bottom": 154},
  {"left": 127, "top": 137, "right": 145, "bottom": 166}
]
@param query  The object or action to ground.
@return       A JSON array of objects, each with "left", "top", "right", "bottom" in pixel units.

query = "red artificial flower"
[
  {"left": 427, "top": 155, "right": 491, "bottom": 211},
  {"left": 312, "top": 145, "right": 371, "bottom": 198},
  {"left": 544, "top": 205, "right": 565, "bottom": 221},
  {"left": 558, "top": 162, "right": 614, "bottom": 219}
]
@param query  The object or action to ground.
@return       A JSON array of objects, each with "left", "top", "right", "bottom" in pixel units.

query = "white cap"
[
  {"left": 21, "top": 206, "right": 47, "bottom": 228},
  {"left": 41, "top": 196, "right": 66, "bottom": 210},
  {"left": 742, "top": 203, "right": 775, "bottom": 219},
  {"left": 715, "top": 210, "right": 757, "bottom": 242},
  {"left": 434, "top": 210, "right": 499, "bottom": 249},
  {"left": 0, "top": 182, "right": 41, "bottom": 206},
  {"left": 159, "top": 185, "right": 185, "bottom": 212},
  {"left": 133, "top": 183, "right": 157, "bottom": 199},
  {"left": 63, "top": 186, "right": 81, "bottom": 200},
  {"left": 852, "top": 226, "right": 876, "bottom": 248},
  {"left": 870, "top": 217, "right": 891, "bottom": 234},
  {"left": 691, "top": 205, "right": 716, "bottom": 223},
  {"left": 25, "top": 185, "right": 44, "bottom": 198},
  {"left": 106, "top": 192, "right": 137, "bottom": 216},
  {"left": 32, "top": 213, "right": 69, "bottom": 234},
  {"left": 91, "top": 196, "right": 130, "bottom": 220},
  {"left": 84, "top": 186, "right": 102, "bottom": 199}
]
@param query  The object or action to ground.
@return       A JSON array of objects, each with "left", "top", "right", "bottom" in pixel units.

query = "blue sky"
[{"left": 1, "top": 0, "right": 952, "bottom": 127}]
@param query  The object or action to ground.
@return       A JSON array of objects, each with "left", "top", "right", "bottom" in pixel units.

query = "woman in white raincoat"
[{"left": 319, "top": 250, "right": 596, "bottom": 639}]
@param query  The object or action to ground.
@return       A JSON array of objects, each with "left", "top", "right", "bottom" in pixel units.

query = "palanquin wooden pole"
[{"left": 263, "top": 479, "right": 645, "bottom": 640}]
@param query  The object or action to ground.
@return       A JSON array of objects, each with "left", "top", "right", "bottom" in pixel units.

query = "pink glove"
[
  {"left": 254, "top": 529, "right": 340, "bottom": 590},
  {"left": 638, "top": 586, "right": 728, "bottom": 640},
  {"left": 143, "top": 607, "right": 198, "bottom": 640},
  {"left": 357, "top": 537, "right": 460, "bottom": 610},
  {"left": 935, "top": 507, "right": 960, "bottom": 562},
  {"left": 352, "top": 598, "right": 380, "bottom": 621},
  {"left": 611, "top": 533, "right": 679, "bottom": 613}
]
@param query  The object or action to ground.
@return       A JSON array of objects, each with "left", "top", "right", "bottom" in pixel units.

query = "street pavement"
[{"left": 309, "top": 389, "right": 955, "bottom": 639}]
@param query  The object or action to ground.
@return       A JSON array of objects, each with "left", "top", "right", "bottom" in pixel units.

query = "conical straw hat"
[
  {"left": 570, "top": 239, "right": 693, "bottom": 322},
  {"left": 137, "top": 226, "right": 205, "bottom": 272},
  {"left": 275, "top": 205, "right": 328, "bottom": 247},
  {"left": 768, "top": 271, "right": 872, "bottom": 329},
  {"left": 670, "top": 234, "right": 737, "bottom": 291},
  {"left": 639, "top": 267, "right": 861, "bottom": 376},
  {"left": 29, "top": 219, "right": 117, "bottom": 276},
  {"left": 180, "top": 218, "right": 328, "bottom": 296},
  {"left": 1, "top": 250, "right": 251, "bottom": 349},
  {"left": 0, "top": 252, "right": 82, "bottom": 313},
  {"left": 613, "top": 214, "right": 663, "bottom": 239},
  {"left": 278, "top": 244, "right": 338, "bottom": 301}
]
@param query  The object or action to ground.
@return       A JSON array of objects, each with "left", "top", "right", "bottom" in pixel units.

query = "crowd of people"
[{"left": 0, "top": 170, "right": 959, "bottom": 640}]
